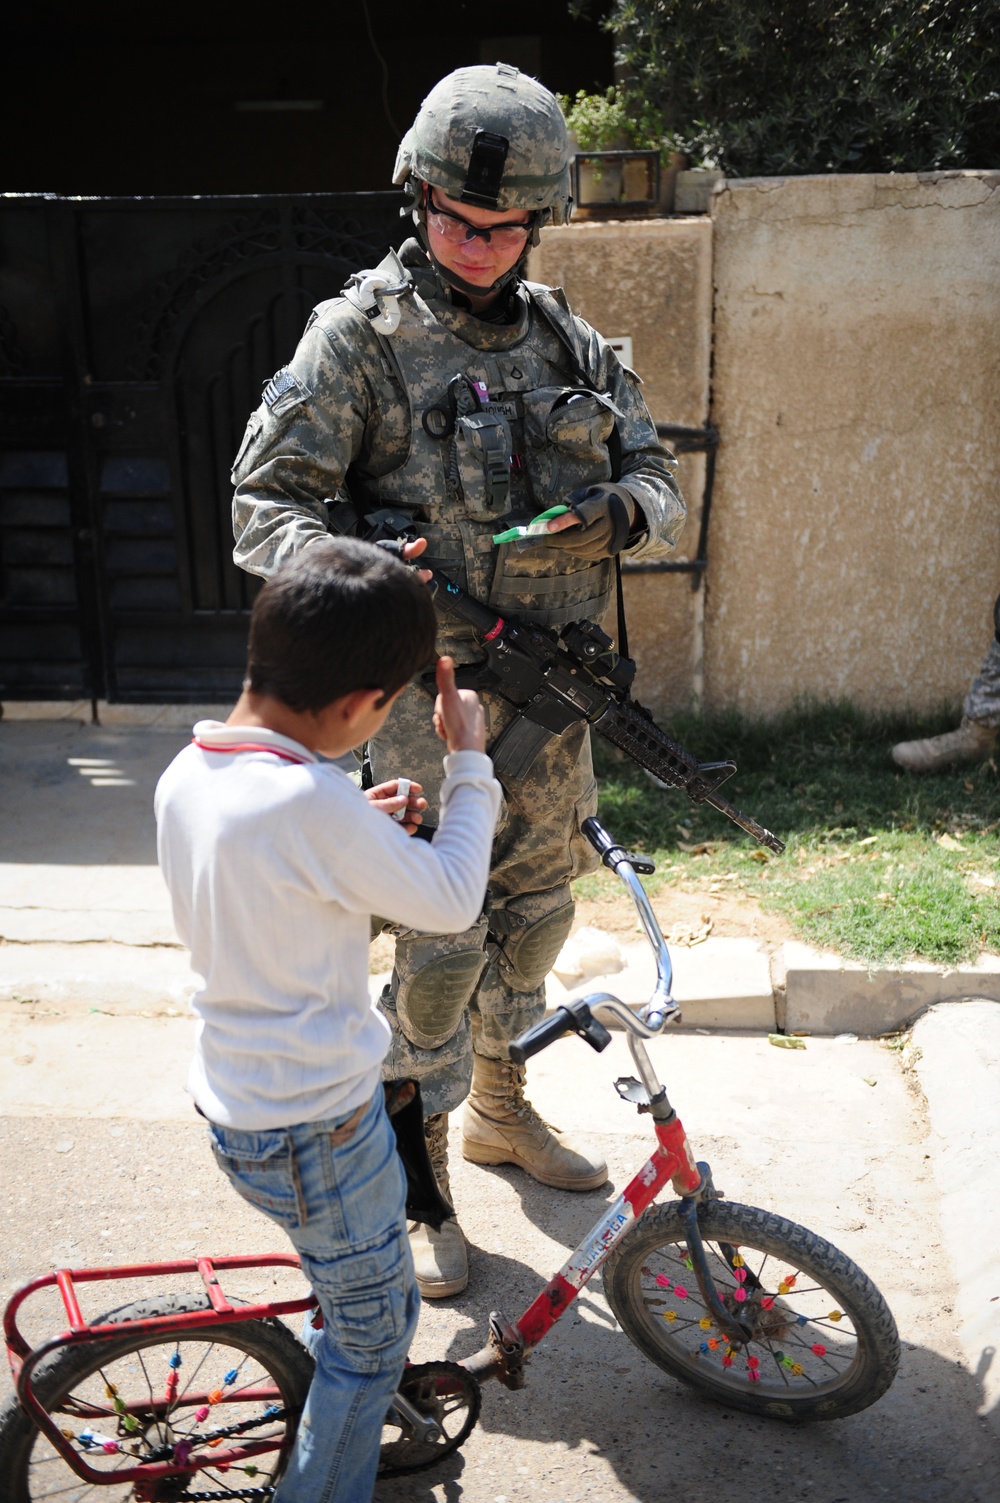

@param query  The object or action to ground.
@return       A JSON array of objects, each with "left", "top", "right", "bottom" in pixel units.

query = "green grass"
[{"left": 583, "top": 702, "right": 1000, "bottom": 967}]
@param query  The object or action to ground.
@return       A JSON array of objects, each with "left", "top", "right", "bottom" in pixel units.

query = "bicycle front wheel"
[
  {"left": 0, "top": 1291, "right": 314, "bottom": 1501},
  {"left": 603, "top": 1201, "right": 899, "bottom": 1420}
]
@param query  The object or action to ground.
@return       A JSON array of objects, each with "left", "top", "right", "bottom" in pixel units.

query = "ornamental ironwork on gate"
[{"left": 0, "top": 192, "right": 405, "bottom": 703}]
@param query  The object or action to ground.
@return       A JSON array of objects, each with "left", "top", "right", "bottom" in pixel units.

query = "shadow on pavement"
[{"left": 381, "top": 1158, "right": 999, "bottom": 1503}]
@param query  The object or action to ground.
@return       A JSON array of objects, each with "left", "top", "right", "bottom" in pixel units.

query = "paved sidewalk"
[{"left": 1, "top": 714, "right": 998, "bottom": 1479}]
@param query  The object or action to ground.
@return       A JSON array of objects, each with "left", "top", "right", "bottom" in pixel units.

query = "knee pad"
[
  {"left": 489, "top": 888, "right": 575, "bottom": 991},
  {"left": 393, "top": 925, "right": 488, "bottom": 1051}
]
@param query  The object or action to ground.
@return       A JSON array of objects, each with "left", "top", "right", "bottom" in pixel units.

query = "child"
[{"left": 154, "top": 537, "right": 500, "bottom": 1503}]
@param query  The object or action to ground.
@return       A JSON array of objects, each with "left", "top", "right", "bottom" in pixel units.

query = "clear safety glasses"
[{"left": 426, "top": 191, "right": 533, "bottom": 251}]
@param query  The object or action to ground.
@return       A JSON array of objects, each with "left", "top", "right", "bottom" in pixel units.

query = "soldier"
[
  {"left": 232, "top": 64, "right": 685, "bottom": 1298},
  {"left": 892, "top": 595, "right": 1000, "bottom": 771}
]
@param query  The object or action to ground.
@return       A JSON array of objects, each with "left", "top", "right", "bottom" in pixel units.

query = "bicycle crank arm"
[{"left": 387, "top": 1390, "right": 443, "bottom": 1444}]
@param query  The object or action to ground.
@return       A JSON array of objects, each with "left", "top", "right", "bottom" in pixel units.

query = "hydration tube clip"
[{"left": 355, "top": 274, "right": 411, "bottom": 335}]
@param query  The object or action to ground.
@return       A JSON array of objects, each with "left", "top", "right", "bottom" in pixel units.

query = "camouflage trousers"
[
  {"left": 369, "top": 680, "right": 600, "bottom": 1116},
  {"left": 963, "top": 634, "right": 1000, "bottom": 730}
]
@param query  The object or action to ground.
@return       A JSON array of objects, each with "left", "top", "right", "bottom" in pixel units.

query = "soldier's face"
[{"left": 424, "top": 186, "right": 532, "bottom": 292}]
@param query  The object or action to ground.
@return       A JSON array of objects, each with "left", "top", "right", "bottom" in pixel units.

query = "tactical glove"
[{"left": 543, "top": 483, "right": 638, "bottom": 561}]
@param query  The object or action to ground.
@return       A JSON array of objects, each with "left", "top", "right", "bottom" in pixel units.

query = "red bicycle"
[{"left": 0, "top": 817, "right": 900, "bottom": 1498}]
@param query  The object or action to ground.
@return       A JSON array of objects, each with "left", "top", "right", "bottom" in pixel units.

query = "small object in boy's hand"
[
  {"left": 391, "top": 778, "right": 411, "bottom": 821},
  {"left": 493, "top": 505, "right": 569, "bottom": 545}
]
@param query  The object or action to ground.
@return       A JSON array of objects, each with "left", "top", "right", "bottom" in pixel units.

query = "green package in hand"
[{"left": 493, "top": 505, "right": 569, "bottom": 545}]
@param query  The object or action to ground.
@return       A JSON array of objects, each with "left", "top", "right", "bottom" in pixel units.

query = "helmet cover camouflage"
[{"left": 394, "top": 63, "right": 573, "bottom": 227}]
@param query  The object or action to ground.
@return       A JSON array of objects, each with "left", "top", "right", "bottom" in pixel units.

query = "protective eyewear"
[{"left": 426, "top": 191, "right": 533, "bottom": 251}]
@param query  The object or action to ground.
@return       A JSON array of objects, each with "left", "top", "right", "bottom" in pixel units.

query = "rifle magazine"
[{"left": 489, "top": 714, "right": 557, "bottom": 781}]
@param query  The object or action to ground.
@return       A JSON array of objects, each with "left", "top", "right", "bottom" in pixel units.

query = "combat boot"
[
  {"left": 407, "top": 1112, "right": 468, "bottom": 1298},
  {"left": 891, "top": 716, "right": 997, "bottom": 772},
  {"left": 462, "top": 1054, "right": 608, "bottom": 1191}
]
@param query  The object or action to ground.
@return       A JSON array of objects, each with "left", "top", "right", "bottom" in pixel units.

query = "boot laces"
[
  {"left": 502, "top": 1065, "right": 551, "bottom": 1128},
  {"left": 424, "top": 1112, "right": 450, "bottom": 1182}
]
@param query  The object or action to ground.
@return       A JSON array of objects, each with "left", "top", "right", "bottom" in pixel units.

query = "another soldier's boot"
[
  {"left": 891, "top": 716, "right": 997, "bottom": 772},
  {"left": 407, "top": 1113, "right": 468, "bottom": 1298},
  {"left": 462, "top": 1054, "right": 608, "bottom": 1191}
]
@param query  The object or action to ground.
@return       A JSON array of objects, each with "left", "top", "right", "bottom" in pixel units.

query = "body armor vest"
[{"left": 344, "top": 254, "right": 619, "bottom": 661}]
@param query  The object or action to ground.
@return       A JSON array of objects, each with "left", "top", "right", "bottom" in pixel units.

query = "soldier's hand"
[
  {"left": 543, "top": 483, "right": 638, "bottom": 560},
  {"left": 432, "top": 656, "right": 486, "bottom": 754},
  {"left": 400, "top": 534, "right": 432, "bottom": 583}
]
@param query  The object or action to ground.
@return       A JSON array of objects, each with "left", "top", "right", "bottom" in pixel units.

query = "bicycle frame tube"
[
  {"left": 516, "top": 1113, "right": 701, "bottom": 1349},
  {"left": 4, "top": 1253, "right": 315, "bottom": 1487}
]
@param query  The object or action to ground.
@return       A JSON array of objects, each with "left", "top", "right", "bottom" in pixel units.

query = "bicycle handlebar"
[
  {"left": 508, "top": 818, "right": 681, "bottom": 1070},
  {"left": 508, "top": 998, "right": 613, "bottom": 1064}
]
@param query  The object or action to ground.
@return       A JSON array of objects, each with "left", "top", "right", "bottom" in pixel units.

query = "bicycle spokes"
[{"left": 639, "top": 1240, "right": 858, "bottom": 1391}]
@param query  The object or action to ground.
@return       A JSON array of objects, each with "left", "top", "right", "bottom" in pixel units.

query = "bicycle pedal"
[{"left": 488, "top": 1310, "right": 526, "bottom": 1390}]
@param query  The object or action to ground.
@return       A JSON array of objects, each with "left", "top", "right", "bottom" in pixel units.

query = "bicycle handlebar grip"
[
  {"left": 581, "top": 816, "right": 614, "bottom": 855},
  {"left": 582, "top": 816, "right": 628, "bottom": 867},
  {"left": 508, "top": 1010, "right": 573, "bottom": 1065},
  {"left": 581, "top": 815, "right": 633, "bottom": 872}
]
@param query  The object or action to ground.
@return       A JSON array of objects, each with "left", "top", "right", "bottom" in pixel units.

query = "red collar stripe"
[{"left": 193, "top": 738, "right": 310, "bottom": 765}]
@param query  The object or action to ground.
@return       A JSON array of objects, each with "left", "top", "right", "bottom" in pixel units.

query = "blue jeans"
[{"left": 208, "top": 1090, "right": 419, "bottom": 1503}]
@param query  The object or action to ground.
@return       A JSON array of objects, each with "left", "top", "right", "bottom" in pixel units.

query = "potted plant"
[{"left": 558, "top": 87, "right": 684, "bottom": 216}]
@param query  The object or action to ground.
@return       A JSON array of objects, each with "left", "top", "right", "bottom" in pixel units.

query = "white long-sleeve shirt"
[{"left": 154, "top": 720, "right": 501, "bottom": 1130}]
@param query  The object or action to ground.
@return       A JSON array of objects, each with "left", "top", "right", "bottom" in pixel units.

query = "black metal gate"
[{"left": 0, "top": 192, "right": 405, "bottom": 703}]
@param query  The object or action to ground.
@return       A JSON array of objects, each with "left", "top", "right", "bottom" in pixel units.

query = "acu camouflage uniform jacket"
[{"left": 232, "top": 239, "right": 685, "bottom": 663}]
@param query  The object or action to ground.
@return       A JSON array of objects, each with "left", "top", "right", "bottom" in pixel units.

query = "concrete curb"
[
  {"left": 775, "top": 940, "right": 1000, "bottom": 1035},
  {"left": 7, "top": 934, "right": 1000, "bottom": 1039},
  {"left": 537, "top": 937, "right": 1000, "bottom": 1037}
]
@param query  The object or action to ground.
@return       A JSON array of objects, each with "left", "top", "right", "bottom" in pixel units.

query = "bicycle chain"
[{"left": 174, "top": 1489, "right": 274, "bottom": 1501}]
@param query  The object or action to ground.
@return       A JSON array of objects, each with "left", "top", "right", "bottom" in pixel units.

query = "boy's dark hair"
[{"left": 245, "top": 539, "right": 437, "bottom": 712}]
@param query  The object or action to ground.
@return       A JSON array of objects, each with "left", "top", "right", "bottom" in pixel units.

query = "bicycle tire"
[
  {"left": 0, "top": 1291, "right": 314, "bottom": 1501},
  {"left": 602, "top": 1200, "right": 899, "bottom": 1420}
]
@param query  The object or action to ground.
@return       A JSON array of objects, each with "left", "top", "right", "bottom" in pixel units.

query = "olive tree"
[{"left": 574, "top": 1, "right": 1000, "bottom": 175}]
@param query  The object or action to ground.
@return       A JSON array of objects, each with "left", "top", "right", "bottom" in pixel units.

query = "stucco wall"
[
  {"left": 529, "top": 219, "right": 713, "bottom": 714},
  {"left": 706, "top": 171, "right": 1000, "bottom": 717}
]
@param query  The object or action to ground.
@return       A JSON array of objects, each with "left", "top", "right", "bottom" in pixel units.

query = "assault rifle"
[{"left": 374, "top": 528, "right": 784, "bottom": 855}]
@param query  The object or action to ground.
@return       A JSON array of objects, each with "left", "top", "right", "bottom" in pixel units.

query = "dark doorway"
[{"left": 0, "top": 192, "right": 406, "bottom": 702}]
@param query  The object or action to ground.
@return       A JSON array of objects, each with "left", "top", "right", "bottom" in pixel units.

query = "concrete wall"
[
  {"left": 707, "top": 171, "right": 1000, "bottom": 717},
  {"left": 530, "top": 172, "right": 1000, "bottom": 719},
  {"left": 529, "top": 219, "right": 713, "bottom": 714}
]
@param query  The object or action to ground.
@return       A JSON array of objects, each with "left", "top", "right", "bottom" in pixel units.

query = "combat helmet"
[{"left": 394, "top": 63, "right": 572, "bottom": 297}]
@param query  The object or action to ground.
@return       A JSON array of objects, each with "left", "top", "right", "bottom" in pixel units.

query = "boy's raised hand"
[{"left": 433, "top": 656, "right": 486, "bottom": 754}]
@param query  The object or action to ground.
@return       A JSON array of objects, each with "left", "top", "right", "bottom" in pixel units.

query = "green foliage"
[
  {"left": 557, "top": 85, "right": 663, "bottom": 153},
  {"left": 579, "top": 1, "right": 1000, "bottom": 175},
  {"left": 586, "top": 702, "right": 1000, "bottom": 966}
]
